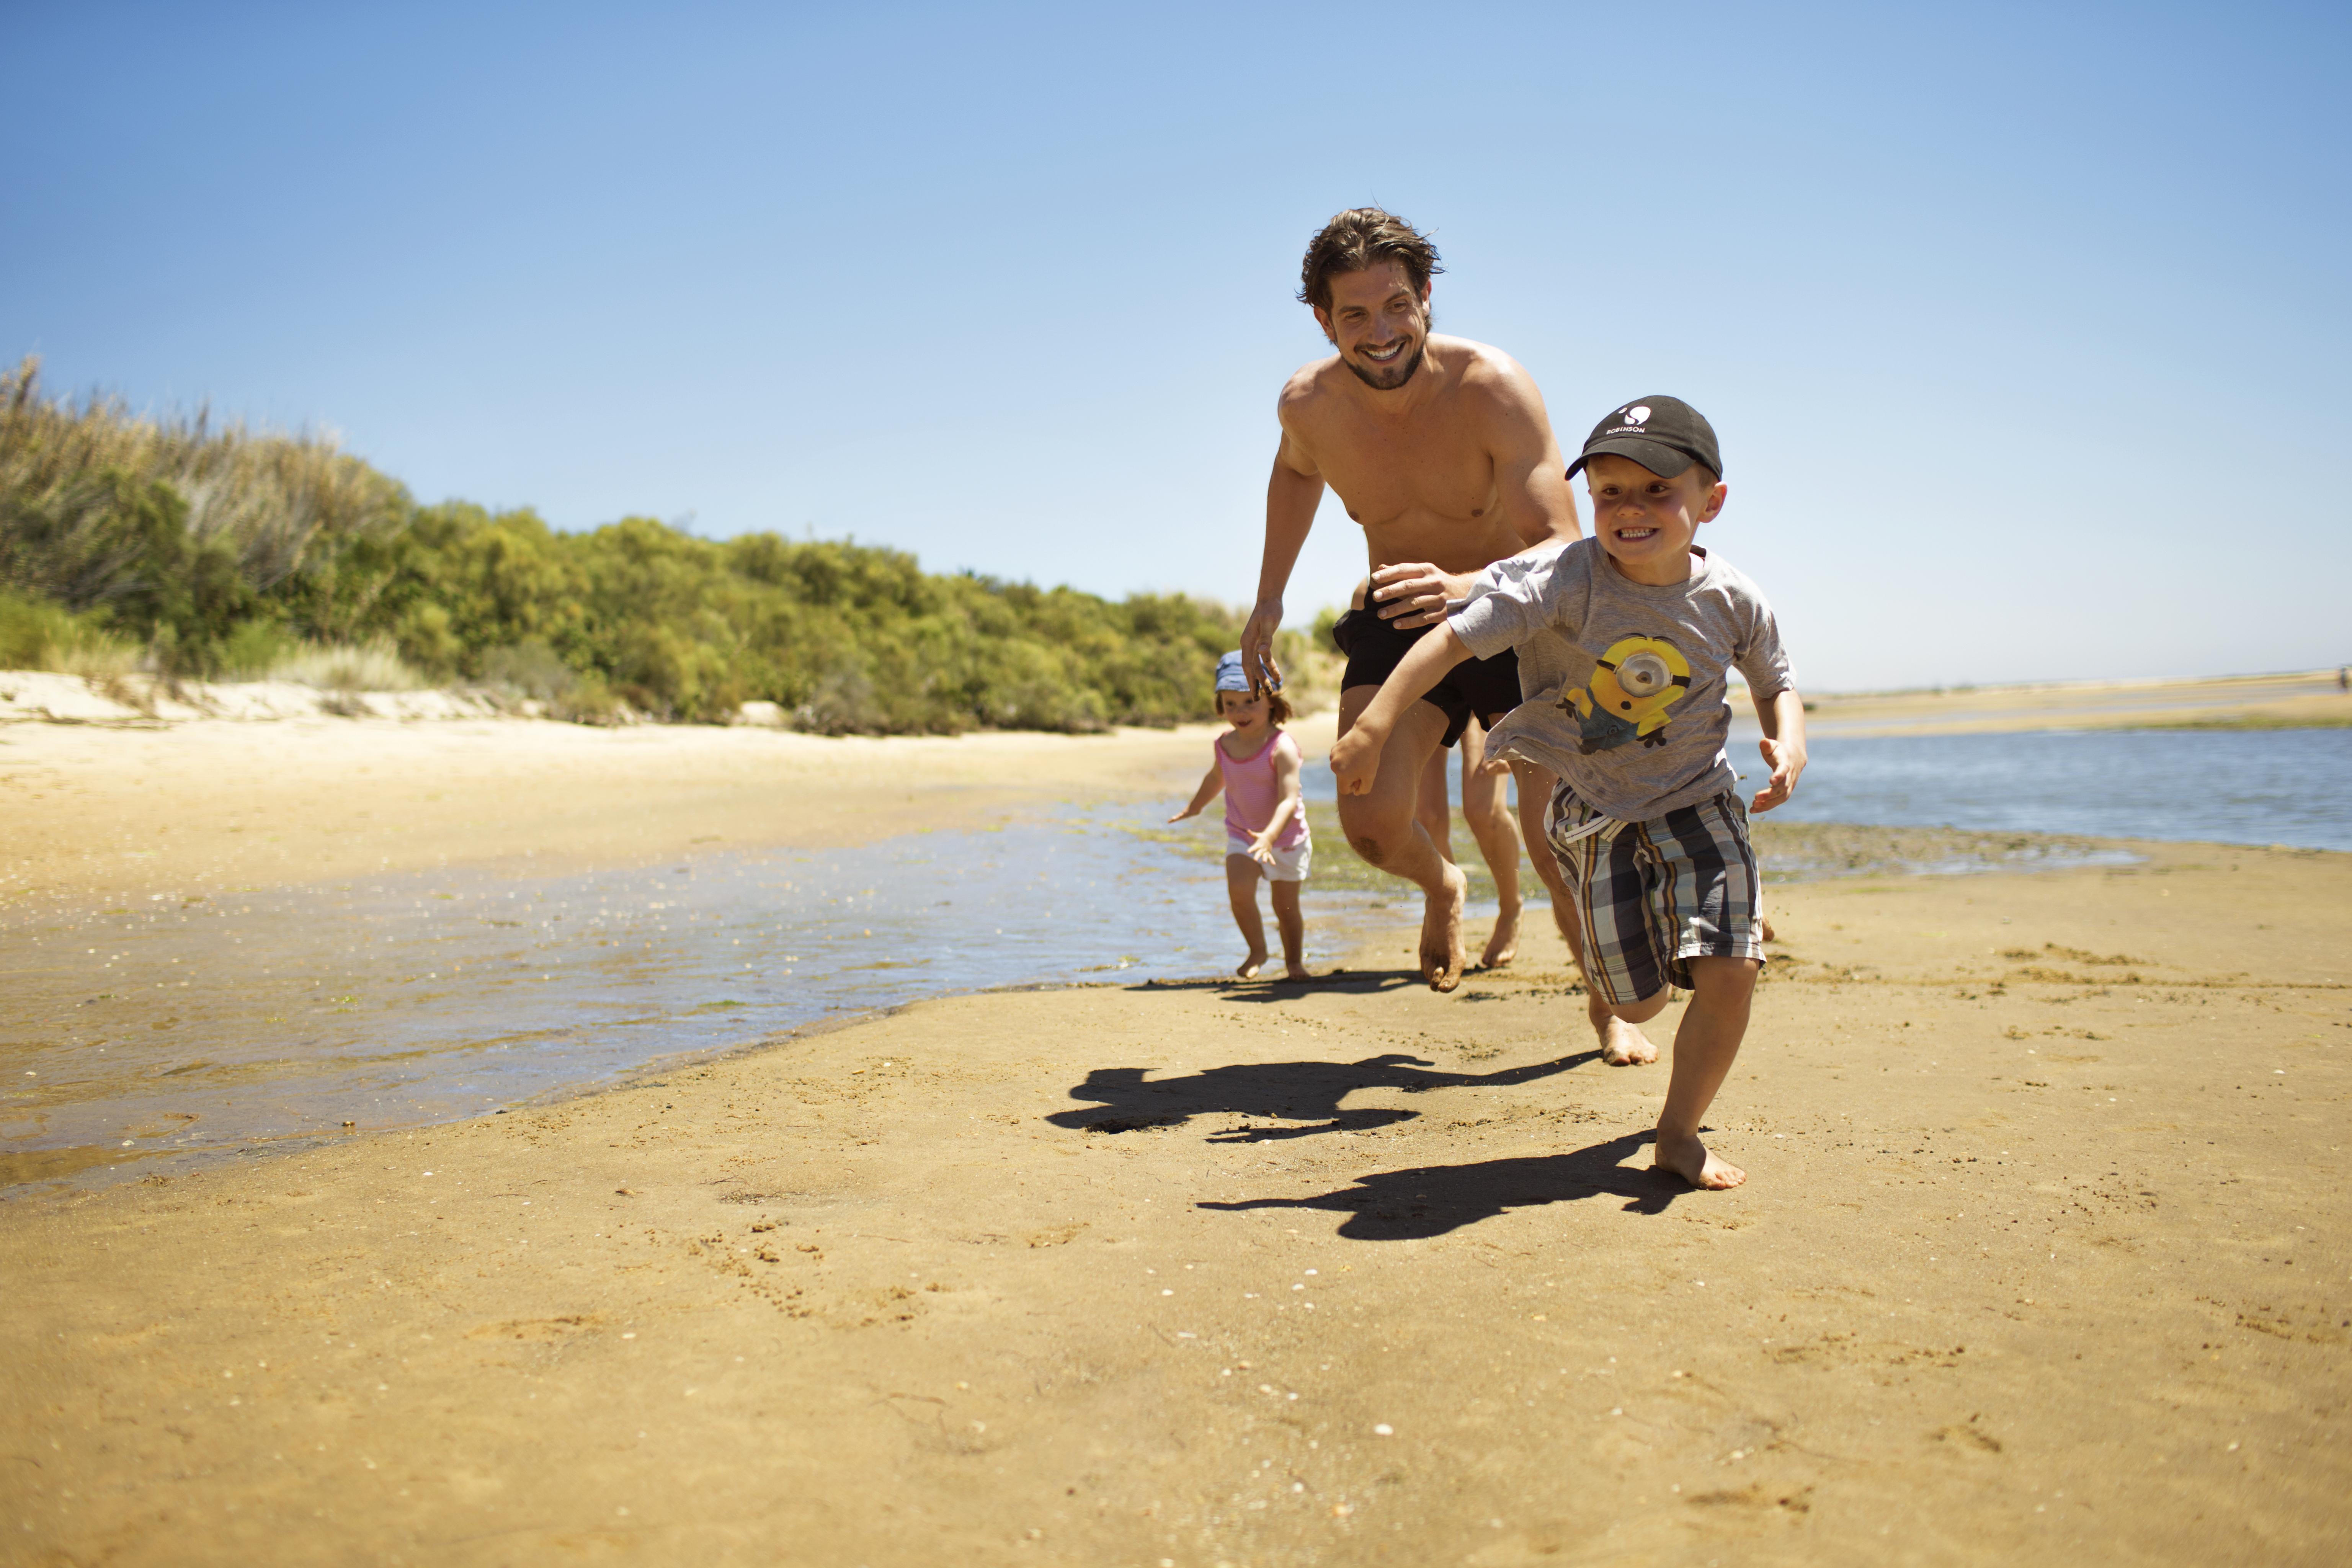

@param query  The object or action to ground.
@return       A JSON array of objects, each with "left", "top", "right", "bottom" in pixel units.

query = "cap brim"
[{"left": 1567, "top": 436, "right": 1701, "bottom": 481}]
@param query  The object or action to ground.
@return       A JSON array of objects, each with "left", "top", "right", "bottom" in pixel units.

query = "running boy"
[
  {"left": 1170, "top": 652, "right": 1313, "bottom": 981},
  {"left": 1330, "top": 398, "right": 1805, "bottom": 1188}
]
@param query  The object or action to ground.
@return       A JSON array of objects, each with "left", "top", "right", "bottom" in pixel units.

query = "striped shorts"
[{"left": 1544, "top": 786, "right": 1765, "bottom": 1006}]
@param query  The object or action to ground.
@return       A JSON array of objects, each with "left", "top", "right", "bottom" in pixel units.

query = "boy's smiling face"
[{"left": 1583, "top": 453, "right": 1727, "bottom": 586}]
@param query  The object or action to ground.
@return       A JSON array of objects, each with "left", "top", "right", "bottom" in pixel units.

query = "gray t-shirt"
[{"left": 1451, "top": 539, "right": 1794, "bottom": 822}]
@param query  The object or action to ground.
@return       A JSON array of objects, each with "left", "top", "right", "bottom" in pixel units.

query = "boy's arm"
[
  {"left": 1328, "top": 625, "right": 1473, "bottom": 795},
  {"left": 1749, "top": 688, "right": 1808, "bottom": 812},
  {"left": 1167, "top": 763, "right": 1225, "bottom": 823},
  {"left": 1249, "top": 737, "right": 1306, "bottom": 861}
]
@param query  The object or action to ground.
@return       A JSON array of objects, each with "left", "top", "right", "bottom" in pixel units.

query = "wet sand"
[{"left": 5, "top": 813, "right": 2349, "bottom": 1562}]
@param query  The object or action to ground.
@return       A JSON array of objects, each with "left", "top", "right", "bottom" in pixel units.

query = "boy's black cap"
[{"left": 1566, "top": 396, "right": 1722, "bottom": 482}]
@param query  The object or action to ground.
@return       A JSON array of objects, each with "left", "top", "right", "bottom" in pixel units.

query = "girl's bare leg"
[
  {"left": 1459, "top": 720, "right": 1522, "bottom": 967},
  {"left": 1270, "top": 877, "right": 1308, "bottom": 981},
  {"left": 1226, "top": 856, "right": 1268, "bottom": 978}
]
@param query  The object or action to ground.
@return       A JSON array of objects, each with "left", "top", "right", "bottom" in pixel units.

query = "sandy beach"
[{"left": 5, "top": 716, "right": 2350, "bottom": 1564}]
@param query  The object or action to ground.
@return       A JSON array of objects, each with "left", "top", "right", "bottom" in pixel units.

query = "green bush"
[{"left": 0, "top": 356, "right": 1336, "bottom": 730}]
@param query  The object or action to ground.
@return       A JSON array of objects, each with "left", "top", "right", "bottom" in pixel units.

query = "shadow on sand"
[
  {"left": 1131, "top": 967, "right": 1426, "bottom": 1003},
  {"left": 1199, "top": 1131, "right": 1688, "bottom": 1238},
  {"left": 1049, "top": 1048, "right": 1600, "bottom": 1143}
]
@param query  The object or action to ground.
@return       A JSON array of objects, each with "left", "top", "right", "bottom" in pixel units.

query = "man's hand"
[
  {"left": 1751, "top": 734, "right": 1806, "bottom": 813},
  {"left": 1330, "top": 724, "right": 1386, "bottom": 796},
  {"left": 1240, "top": 598, "right": 1285, "bottom": 693},
  {"left": 1369, "top": 562, "right": 1474, "bottom": 630}
]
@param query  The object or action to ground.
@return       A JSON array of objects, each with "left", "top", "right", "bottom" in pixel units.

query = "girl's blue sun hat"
[{"left": 1214, "top": 651, "right": 1251, "bottom": 694}]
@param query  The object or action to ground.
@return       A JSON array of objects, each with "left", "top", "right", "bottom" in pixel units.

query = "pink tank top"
[{"left": 1217, "top": 731, "right": 1309, "bottom": 848}]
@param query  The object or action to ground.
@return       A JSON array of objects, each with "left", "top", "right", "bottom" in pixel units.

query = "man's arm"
[
  {"left": 1240, "top": 424, "right": 1325, "bottom": 694},
  {"left": 1328, "top": 624, "right": 1473, "bottom": 794},
  {"left": 1372, "top": 354, "right": 1581, "bottom": 629},
  {"left": 1749, "top": 689, "right": 1808, "bottom": 812}
]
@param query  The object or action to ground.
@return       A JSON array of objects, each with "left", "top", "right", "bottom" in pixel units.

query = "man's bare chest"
[{"left": 1305, "top": 408, "right": 1497, "bottom": 524}]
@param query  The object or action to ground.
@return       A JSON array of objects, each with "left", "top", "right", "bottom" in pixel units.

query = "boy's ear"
[{"left": 1696, "top": 480, "right": 1728, "bottom": 525}]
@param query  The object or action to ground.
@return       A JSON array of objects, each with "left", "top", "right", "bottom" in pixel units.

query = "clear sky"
[{"left": 7, "top": 2, "right": 2347, "bottom": 690}]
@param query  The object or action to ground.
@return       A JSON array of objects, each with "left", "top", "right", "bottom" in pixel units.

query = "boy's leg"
[
  {"left": 1225, "top": 856, "right": 1269, "bottom": 978},
  {"left": 1269, "top": 877, "right": 1307, "bottom": 982},
  {"left": 1522, "top": 765, "right": 1656, "bottom": 1065},
  {"left": 1458, "top": 719, "right": 1522, "bottom": 968},
  {"left": 1335, "top": 687, "right": 1468, "bottom": 991},
  {"left": 1651, "top": 956, "right": 1758, "bottom": 1190}
]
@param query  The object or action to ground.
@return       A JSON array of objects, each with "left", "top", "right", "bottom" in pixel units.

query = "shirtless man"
[{"left": 1238, "top": 209, "right": 1658, "bottom": 1064}]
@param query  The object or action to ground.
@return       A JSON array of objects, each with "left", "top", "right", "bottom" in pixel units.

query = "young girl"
[{"left": 1168, "top": 651, "right": 1311, "bottom": 980}]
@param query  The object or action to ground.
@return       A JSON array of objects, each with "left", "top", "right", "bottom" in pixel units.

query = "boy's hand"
[
  {"left": 1751, "top": 735, "right": 1806, "bottom": 812},
  {"left": 1166, "top": 804, "right": 1199, "bottom": 823},
  {"left": 1248, "top": 835, "right": 1278, "bottom": 867},
  {"left": 1368, "top": 562, "right": 1473, "bottom": 630},
  {"left": 1330, "top": 725, "right": 1385, "bottom": 796}
]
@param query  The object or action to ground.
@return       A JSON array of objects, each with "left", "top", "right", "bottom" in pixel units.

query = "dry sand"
[{"left": 4, "top": 719, "right": 2351, "bottom": 1565}]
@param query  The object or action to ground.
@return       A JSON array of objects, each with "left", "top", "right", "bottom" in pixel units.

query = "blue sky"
[{"left": 6, "top": 1, "right": 2347, "bottom": 689}]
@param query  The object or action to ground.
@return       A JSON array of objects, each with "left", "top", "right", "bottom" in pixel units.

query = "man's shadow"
[
  {"left": 1049, "top": 1048, "right": 1598, "bottom": 1142},
  {"left": 1199, "top": 1130, "right": 1686, "bottom": 1237}
]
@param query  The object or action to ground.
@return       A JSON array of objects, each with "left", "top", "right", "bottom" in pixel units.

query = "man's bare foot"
[
  {"left": 1420, "top": 862, "right": 1468, "bottom": 992},
  {"left": 1236, "top": 951, "right": 1266, "bottom": 979},
  {"left": 1597, "top": 1013, "right": 1658, "bottom": 1066},
  {"left": 1477, "top": 896, "right": 1521, "bottom": 969},
  {"left": 1284, "top": 961, "right": 1311, "bottom": 982},
  {"left": 1652, "top": 1128, "right": 1745, "bottom": 1189}
]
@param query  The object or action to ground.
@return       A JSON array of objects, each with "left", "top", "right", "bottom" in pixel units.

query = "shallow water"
[
  {"left": 1751, "top": 726, "right": 2352, "bottom": 851},
  {"left": 0, "top": 805, "right": 1384, "bottom": 1187}
]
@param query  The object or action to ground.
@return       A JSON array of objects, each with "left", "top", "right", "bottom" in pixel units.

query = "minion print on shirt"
[{"left": 1562, "top": 634, "right": 1692, "bottom": 753}]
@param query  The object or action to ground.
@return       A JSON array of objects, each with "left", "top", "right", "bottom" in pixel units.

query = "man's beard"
[{"left": 1343, "top": 339, "right": 1426, "bottom": 392}]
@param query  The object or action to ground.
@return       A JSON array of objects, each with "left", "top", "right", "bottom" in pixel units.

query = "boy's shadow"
[
  {"left": 1049, "top": 1048, "right": 1597, "bottom": 1142},
  {"left": 1132, "top": 967, "right": 1423, "bottom": 1003},
  {"left": 1198, "top": 1131, "right": 1685, "bottom": 1237}
]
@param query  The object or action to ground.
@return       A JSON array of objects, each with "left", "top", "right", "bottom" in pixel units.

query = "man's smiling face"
[{"left": 1314, "top": 262, "right": 1430, "bottom": 392}]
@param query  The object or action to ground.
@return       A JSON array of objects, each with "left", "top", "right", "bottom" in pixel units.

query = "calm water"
[
  {"left": 0, "top": 805, "right": 1380, "bottom": 1186},
  {"left": 7, "top": 726, "right": 2345, "bottom": 1189},
  {"left": 1756, "top": 727, "right": 2352, "bottom": 851}
]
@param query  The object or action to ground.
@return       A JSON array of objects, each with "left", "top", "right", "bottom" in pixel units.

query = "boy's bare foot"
[
  {"left": 1236, "top": 951, "right": 1266, "bottom": 979},
  {"left": 1420, "top": 863, "right": 1468, "bottom": 992},
  {"left": 1598, "top": 1015, "right": 1658, "bottom": 1066},
  {"left": 1477, "top": 895, "right": 1521, "bottom": 969},
  {"left": 1284, "top": 961, "right": 1311, "bottom": 982},
  {"left": 1652, "top": 1128, "right": 1745, "bottom": 1189}
]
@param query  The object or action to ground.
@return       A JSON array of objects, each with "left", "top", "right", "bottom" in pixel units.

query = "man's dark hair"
[{"left": 1297, "top": 208, "right": 1443, "bottom": 314}]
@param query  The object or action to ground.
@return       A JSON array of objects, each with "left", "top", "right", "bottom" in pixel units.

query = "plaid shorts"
[{"left": 1544, "top": 785, "right": 1765, "bottom": 1006}]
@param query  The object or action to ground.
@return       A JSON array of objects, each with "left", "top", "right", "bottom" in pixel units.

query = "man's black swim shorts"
[{"left": 1331, "top": 607, "right": 1522, "bottom": 748}]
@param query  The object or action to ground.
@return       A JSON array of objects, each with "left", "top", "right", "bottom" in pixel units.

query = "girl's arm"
[
  {"left": 1167, "top": 763, "right": 1225, "bottom": 823},
  {"left": 1249, "top": 736, "right": 1305, "bottom": 861}
]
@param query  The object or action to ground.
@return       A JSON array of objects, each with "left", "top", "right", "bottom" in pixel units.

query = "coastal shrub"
[
  {"left": 0, "top": 356, "right": 1341, "bottom": 729},
  {"left": 0, "top": 587, "right": 137, "bottom": 674}
]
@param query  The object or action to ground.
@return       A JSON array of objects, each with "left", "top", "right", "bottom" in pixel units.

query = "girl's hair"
[{"left": 1219, "top": 687, "right": 1292, "bottom": 725}]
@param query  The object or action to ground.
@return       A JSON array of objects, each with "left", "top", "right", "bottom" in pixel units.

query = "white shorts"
[{"left": 1228, "top": 833, "right": 1311, "bottom": 883}]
